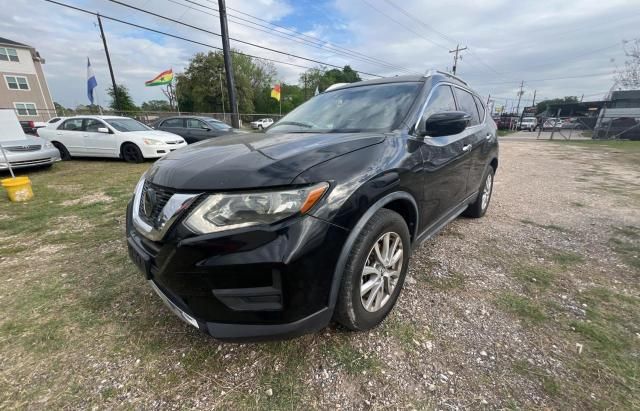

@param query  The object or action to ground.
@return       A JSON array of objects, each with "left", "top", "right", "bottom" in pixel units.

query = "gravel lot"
[{"left": 1, "top": 139, "right": 638, "bottom": 409}]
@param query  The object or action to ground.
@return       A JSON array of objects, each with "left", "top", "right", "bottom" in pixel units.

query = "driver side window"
[{"left": 422, "top": 85, "right": 456, "bottom": 122}]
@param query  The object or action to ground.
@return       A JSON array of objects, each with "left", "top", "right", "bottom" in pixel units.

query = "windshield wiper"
[{"left": 272, "top": 121, "right": 314, "bottom": 128}]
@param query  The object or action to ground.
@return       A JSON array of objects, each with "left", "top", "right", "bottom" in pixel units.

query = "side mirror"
[
  {"left": 418, "top": 111, "right": 471, "bottom": 137},
  {"left": 97, "top": 127, "right": 110, "bottom": 134}
]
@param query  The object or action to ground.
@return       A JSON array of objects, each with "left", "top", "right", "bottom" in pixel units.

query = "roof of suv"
[{"left": 325, "top": 72, "right": 471, "bottom": 93}]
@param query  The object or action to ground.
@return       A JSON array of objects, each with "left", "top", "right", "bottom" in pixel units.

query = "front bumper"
[
  {"left": 0, "top": 147, "right": 61, "bottom": 170},
  {"left": 126, "top": 199, "right": 348, "bottom": 340},
  {"left": 140, "top": 142, "right": 188, "bottom": 159}
]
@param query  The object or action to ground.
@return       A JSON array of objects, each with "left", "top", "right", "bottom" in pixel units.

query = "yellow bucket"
[{"left": 1, "top": 176, "right": 34, "bottom": 202}]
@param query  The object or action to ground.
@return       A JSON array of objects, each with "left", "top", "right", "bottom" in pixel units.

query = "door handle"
[
  {"left": 486, "top": 133, "right": 493, "bottom": 140},
  {"left": 462, "top": 144, "right": 472, "bottom": 152}
]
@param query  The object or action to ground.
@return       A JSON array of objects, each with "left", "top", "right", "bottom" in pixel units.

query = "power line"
[
  {"left": 41, "top": 0, "right": 374, "bottom": 76},
  {"left": 167, "top": 0, "right": 413, "bottom": 74},
  {"left": 102, "top": 0, "right": 385, "bottom": 77},
  {"left": 181, "top": 0, "right": 414, "bottom": 73},
  {"left": 477, "top": 71, "right": 614, "bottom": 86}
]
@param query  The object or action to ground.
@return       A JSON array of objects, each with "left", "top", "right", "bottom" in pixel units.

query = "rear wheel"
[
  {"left": 52, "top": 142, "right": 71, "bottom": 160},
  {"left": 121, "top": 143, "right": 144, "bottom": 163},
  {"left": 334, "top": 208, "right": 411, "bottom": 331},
  {"left": 463, "top": 167, "right": 494, "bottom": 218}
]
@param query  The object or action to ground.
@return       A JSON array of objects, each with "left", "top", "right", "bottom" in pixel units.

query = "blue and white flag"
[{"left": 87, "top": 57, "right": 98, "bottom": 105}]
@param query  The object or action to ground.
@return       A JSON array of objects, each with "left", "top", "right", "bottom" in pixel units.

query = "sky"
[{"left": 1, "top": 0, "right": 637, "bottom": 112}]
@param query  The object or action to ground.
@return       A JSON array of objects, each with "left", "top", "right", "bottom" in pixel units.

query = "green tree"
[
  {"left": 535, "top": 96, "right": 579, "bottom": 114},
  {"left": 299, "top": 65, "right": 362, "bottom": 98},
  {"left": 107, "top": 84, "right": 138, "bottom": 113},
  {"left": 53, "top": 101, "right": 72, "bottom": 116},
  {"left": 141, "top": 99, "right": 172, "bottom": 112},
  {"left": 176, "top": 51, "right": 276, "bottom": 113}
]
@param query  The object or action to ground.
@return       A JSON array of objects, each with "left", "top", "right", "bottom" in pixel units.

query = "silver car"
[{"left": 0, "top": 136, "right": 61, "bottom": 170}]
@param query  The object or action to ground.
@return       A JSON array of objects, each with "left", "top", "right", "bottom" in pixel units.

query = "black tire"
[
  {"left": 334, "top": 208, "right": 411, "bottom": 331},
  {"left": 52, "top": 142, "right": 71, "bottom": 160},
  {"left": 121, "top": 143, "right": 144, "bottom": 163},
  {"left": 463, "top": 166, "right": 495, "bottom": 218},
  {"left": 258, "top": 124, "right": 263, "bottom": 130}
]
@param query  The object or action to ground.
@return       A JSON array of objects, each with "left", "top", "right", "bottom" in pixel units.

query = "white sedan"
[{"left": 38, "top": 115, "right": 186, "bottom": 163}]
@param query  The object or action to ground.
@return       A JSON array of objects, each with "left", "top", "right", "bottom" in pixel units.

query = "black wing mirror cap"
[{"left": 419, "top": 111, "right": 471, "bottom": 137}]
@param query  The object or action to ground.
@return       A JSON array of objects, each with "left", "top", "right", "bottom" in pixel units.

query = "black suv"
[
  {"left": 126, "top": 72, "right": 498, "bottom": 340},
  {"left": 152, "top": 116, "right": 238, "bottom": 144}
]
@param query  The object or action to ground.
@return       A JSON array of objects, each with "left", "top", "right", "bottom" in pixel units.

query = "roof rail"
[{"left": 423, "top": 69, "right": 468, "bottom": 86}]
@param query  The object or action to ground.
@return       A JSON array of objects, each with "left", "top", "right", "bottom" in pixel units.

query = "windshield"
[
  {"left": 267, "top": 82, "right": 421, "bottom": 133},
  {"left": 106, "top": 118, "right": 151, "bottom": 132},
  {"left": 205, "top": 120, "right": 232, "bottom": 130}
]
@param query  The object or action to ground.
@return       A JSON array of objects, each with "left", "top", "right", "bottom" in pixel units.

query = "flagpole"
[{"left": 279, "top": 82, "right": 282, "bottom": 116}]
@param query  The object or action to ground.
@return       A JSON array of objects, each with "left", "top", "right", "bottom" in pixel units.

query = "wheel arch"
[
  {"left": 327, "top": 190, "right": 419, "bottom": 314},
  {"left": 119, "top": 141, "right": 142, "bottom": 158}
]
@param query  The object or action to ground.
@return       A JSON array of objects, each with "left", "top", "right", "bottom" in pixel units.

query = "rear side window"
[
  {"left": 162, "top": 118, "right": 184, "bottom": 128},
  {"left": 473, "top": 95, "right": 486, "bottom": 123},
  {"left": 423, "top": 85, "right": 457, "bottom": 121},
  {"left": 187, "top": 119, "right": 205, "bottom": 129},
  {"left": 84, "top": 119, "right": 105, "bottom": 132},
  {"left": 60, "top": 118, "right": 83, "bottom": 131},
  {"left": 453, "top": 88, "right": 480, "bottom": 126}
]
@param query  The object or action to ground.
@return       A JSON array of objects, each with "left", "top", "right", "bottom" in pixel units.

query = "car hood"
[
  {"left": 0, "top": 136, "right": 44, "bottom": 148},
  {"left": 146, "top": 131, "right": 386, "bottom": 190},
  {"left": 129, "top": 130, "right": 183, "bottom": 141}
]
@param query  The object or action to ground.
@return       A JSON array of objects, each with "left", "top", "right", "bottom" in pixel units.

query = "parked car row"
[{"left": 0, "top": 110, "right": 61, "bottom": 171}]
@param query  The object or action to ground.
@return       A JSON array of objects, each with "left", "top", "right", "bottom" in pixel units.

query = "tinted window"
[
  {"left": 84, "top": 119, "right": 105, "bottom": 132},
  {"left": 161, "top": 118, "right": 184, "bottom": 128},
  {"left": 60, "top": 119, "right": 83, "bottom": 131},
  {"left": 187, "top": 119, "right": 205, "bottom": 129},
  {"left": 267, "top": 82, "right": 421, "bottom": 133},
  {"left": 473, "top": 95, "right": 486, "bottom": 122},
  {"left": 423, "top": 85, "right": 457, "bottom": 121},
  {"left": 48, "top": 117, "right": 61, "bottom": 123},
  {"left": 453, "top": 88, "right": 480, "bottom": 126},
  {"left": 205, "top": 120, "right": 232, "bottom": 130}
]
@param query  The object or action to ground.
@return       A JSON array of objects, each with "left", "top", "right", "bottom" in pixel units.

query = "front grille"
[
  {"left": 138, "top": 180, "right": 175, "bottom": 227},
  {"left": 5, "top": 145, "right": 41, "bottom": 152},
  {"left": 6, "top": 158, "right": 51, "bottom": 166}
]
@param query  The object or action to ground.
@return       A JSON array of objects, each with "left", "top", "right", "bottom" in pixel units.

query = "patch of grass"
[
  {"left": 496, "top": 293, "right": 546, "bottom": 323},
  {"left": 549, "top": 251, "right": 584, "bottom": 267},
  {"left": 609, "top": 237, "right": 640, "bottom": 270},
  {"left": 325, "top": 339, "right": 379, "bottom": 375},
  {"left": 520, "top": 219, "right": 569, "bottom": 233},
  {"left": 383, "top": 318, "right": 429, "bottom": 353},
  {"left": 422, "top": 270, "right": 466, "bottom": 290},
  {"left": 512, "top": 265, "right": 554, "bottom": 290},
  {"left": 612, "top": 225, "right": 640, "bottom": 240},
  {"left": 553, "top": 140, "right": 640, "bottom": 167},
  {"left": 570, "top": 201, "right": 586, "bottom": 208},
  {"left": 497, "top": 129, "right": 516, "bottom": 137}
]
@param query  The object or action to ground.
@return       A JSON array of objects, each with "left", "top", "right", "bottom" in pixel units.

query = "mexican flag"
[{"left": 145, "top": 69, "right": 174, "bottom": 86}]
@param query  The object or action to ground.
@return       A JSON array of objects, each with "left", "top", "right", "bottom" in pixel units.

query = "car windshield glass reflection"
[
  {"left": 267, "top": 82, "right": 421, "bottom": 133},
  {"left": 106, "top": 119, "right": 150, "bottom": 132}
]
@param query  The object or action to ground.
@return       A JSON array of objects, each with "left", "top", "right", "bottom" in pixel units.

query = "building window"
[
  {"left": 0, "top": 47, "right": 19, "bottom": 62},
  {"left": 14, "top": 103, "right": 37, "bottom": 116},
  {"left": 5, "top": 75, "right": 29, "bottom": 90}
]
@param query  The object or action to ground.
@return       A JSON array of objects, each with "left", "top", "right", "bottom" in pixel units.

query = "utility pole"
[
  {"left": 218, "top": 68, "right": 225, "bottom": 118},
  {"left": 580, "top": 94, "right": 584, "bottom": 102},
  {"left": 532, "top": 90, "right": 537, "bottom": 106},
  {"left": 515, "top": 80, "right": 524, "bottom": 116},
  {"left": 449, "top": 44, "right": 467, "bottom": 75},
  {"left": 97, "top": 14, "right": 118, "bottom": 111},
  {"left": 218, "top": 0, "right": 239, "bottom": 128}
]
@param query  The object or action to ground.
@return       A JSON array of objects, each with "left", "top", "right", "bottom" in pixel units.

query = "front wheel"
[
  {"left": 52, "top": 142, "right": 71, "bottom": 160},
  {"left": 463, "top": 167, "right": 494, "bottom": 218},
  {"left": 334, "top": 208, "right": 411, "bottom": 331},
  {"left": 121, "top": 143, "right": 144, "bottom": 163}
]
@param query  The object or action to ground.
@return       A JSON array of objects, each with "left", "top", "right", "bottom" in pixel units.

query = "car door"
[
  {"left": 418, "top": 84, "right": 474, "bottom": 226},
  {"left": 158, "top": 118, "right": 188, "bottom": 140},
  {"left": 467, "top": 95, "right": 494, "bottom": 194},
  {"left": 82, "top": 118, "right": 118, "bottom": 157},
  {"left": 186, "top": 118, "right": 212, "bottom": 141},
  {"left": 55, "top": 118, "right": 85, "bottom": 155}
]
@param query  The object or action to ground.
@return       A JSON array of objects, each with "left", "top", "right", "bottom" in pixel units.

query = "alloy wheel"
[
  {"left": 360, "top": 231, "right": 403, "bottom": 312},
  {"left": 481, "top": 173, "right": 493, "bottom": 211}
]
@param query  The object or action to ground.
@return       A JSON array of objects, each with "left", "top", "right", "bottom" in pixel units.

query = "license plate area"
[{"left": 127, "top": 239, "right": 151, "bottom": 279}]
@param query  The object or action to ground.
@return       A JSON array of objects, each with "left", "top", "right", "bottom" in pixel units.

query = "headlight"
[
  {"left": 143, "top": 138, "right": 163, "bottom": 145},
  {"left": 184, "top": 182, "right": 329, "bottom": 234}
]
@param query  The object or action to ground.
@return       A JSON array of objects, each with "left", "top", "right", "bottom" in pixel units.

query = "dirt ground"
[{"left": 0, "top": 139, "right": 638, "bottom": 410}]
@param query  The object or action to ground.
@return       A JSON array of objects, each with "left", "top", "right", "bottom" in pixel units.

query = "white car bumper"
[
  {"left": 0, "top": 146, "right": 61, "bottom": 170},
  {"left": 140, "top": 142, "right": 188, "bottom": 159}
]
